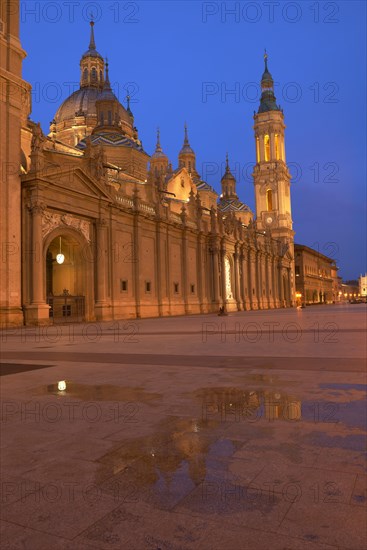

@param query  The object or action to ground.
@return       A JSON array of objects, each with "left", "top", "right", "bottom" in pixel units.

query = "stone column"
[
  {"left": 256, "top": 249, "right": 263, "bottom": 309},
  {"left": 133, "top": 189, "right": 141, "bottom": 318},
  {"left": 94, "top": 218, "right": 112, "bottom": 320},
  {"left": 24, "top": 201, "right": 50, "bottom": 325},
  {"left": 272, "top": 256, "right": 280, "bottom": 308},
  {"left": 211, "top": 243, "right": 220, "bottom": 307},
  {"left": 155, "top": 219, "right": 163, "bottom": 316},
  {"left": 182, "top": 227, "right": 189, "bottom": 314},
  {"left": 96, "top": 219, "right": 107, "bottom": 304},
  {"left": 220, "top": 243, "right": 227, "bottom": 309},
  {"left": 233, "top": 246, "right": 241, "bottom": 310},
  {"left": 239, "top": 245, "right": 246, "bottom": 310},
  {"left": 279, "top": 265, "right": 285, "bottom": 307},
  {"left": 197, "top": 232, "right": 205, "bottom": 313},
  {"left": 249, "top": 248, "right": 257, "bottom": 310}
]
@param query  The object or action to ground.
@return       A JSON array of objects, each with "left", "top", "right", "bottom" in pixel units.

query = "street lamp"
[{"left": 56, "top": 236, "right": 65, "bottom": 264}]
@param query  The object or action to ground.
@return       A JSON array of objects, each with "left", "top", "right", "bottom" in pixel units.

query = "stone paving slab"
[{"left": 0, "top": 305, "right": 366, "bottom": 549}]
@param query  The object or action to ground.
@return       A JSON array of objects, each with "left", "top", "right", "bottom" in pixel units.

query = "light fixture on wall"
[{"left": 56, "top": 236, "right": 65, "bottom": 264}]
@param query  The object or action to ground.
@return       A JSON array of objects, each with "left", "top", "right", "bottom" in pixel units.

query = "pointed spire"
[
  {"left": 104, "top": 58, "right": 111, "bottom": 90},
  {"left": 258, "top": 50, "right": 279, "bottom": 113},
  {"left": 126, "top": 93, "right": 133, "bottom": 115},
  {"left": 89, "top": 20, "right": 96, "bottom": 50},
  {"left": 184, "top": 122, "right": 189, "bottom": 144},
  {"left": 225, "top": 152, "right": 230, "bottom": 172},
  {"left": 155, "top": 127, "right": 162, "bottom": 152}
]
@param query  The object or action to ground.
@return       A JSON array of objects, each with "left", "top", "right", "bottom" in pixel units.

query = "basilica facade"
[{"left": 0, "top": 1, "right": 295, "bottom": 327}]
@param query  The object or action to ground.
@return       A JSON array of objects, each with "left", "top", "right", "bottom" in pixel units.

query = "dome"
[
  {"left": 54, "top": 87, "right": 133, "bottom": 127},
  {"left": 54, "top": 87, "right": 100, "bottom": 122},
  {"left": 82, "top": 48, "right": 103, "bottom": 61},
  {"left": 179, "top": 143, "right": 194, "bottom": 155}
]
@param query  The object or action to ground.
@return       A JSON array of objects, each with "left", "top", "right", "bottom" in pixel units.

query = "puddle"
[
  {"left": 192, "top": 386, "right": 302, "bottom": 423},
  {"left": 304, "top": 431, "right": 366, "bottom": 452},
  {"left": 94, "top": 416, "right": 224, "bottom": 508},
  {"left": 33, "top": 381, "right": 161, "bottom": 404},
  {"left": 302, "top": 398, "right": 367, "bottom": 430}
]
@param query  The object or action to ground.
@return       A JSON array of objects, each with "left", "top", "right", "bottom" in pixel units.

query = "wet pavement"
[{"left": 0, "top": 304, "right": 366, "bottom": 549}]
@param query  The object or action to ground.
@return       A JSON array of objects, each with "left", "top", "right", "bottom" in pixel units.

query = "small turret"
[
  {"left": 80, "top": 20, "right": 104, "bottom": 89},
  {"left": 150, "top": 128, "right": 169, "bottom": 177},
  {"left": 220, "top": 153, "right": 238, "bottom": 200},
  {"left": 178, "top": 123, "right": 199, "bottom": 179}
]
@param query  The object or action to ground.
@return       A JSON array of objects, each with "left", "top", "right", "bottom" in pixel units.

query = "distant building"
[
  {"left": 294, "top": 244, "right": 338, "bottom": 304},
  {"left": 341, "top": 282, "right": 359, "bottom": 301},
  {"left": 359, "top": 274, "right": 367, "bottom": 297}
]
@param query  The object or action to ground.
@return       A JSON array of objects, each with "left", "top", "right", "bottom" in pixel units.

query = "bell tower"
[{"left": 253, "top": 52, "right": 293, "bottom": 243}]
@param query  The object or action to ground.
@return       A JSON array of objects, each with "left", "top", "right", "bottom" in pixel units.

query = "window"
[
  {"left": 108, "top": 111, "right": 112, "bottom": 125},
  {"left": 174, "top": 282, "right": 179, "bottom": 294},
  {"left": 275, "top": 134, "right": 280, "bottom": 160},
  {"left": 145, "top": 281, "right": 151, "bottom": 293},
  {"left": 100, "top": 112, "right": 104, "bottom": 125},
  {"left": 83, "top": 68, "right": 88, "bottom": 81},
  {"left": 181, "top": 178, "right": 185, "bottom": 188},
  {"left": 295, "top": 266, "right": 300, "bottom": 277},
  {"left": 264, "top": 134, "right": 270, "bottom": 161},
  {"left": 100, "top": 70, "right": 103, "bottom": 82},
  {"left": 190, "top": 284, "right": 195, "bottom": 294},
  {"left": 256, "top": 137, "right": 260, "bottom": 162},
  {"left": 266, "top": 189, "right": 273, "bottom": 211},
  {"left": 91, "top": 68, "right": 97, "bottom": 81},
  {"left": 120, "top": 280, "right": 128, "bottom": 292}
]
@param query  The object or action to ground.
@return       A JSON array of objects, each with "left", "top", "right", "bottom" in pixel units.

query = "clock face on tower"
[{"left": 266, "top": 216, "right": 273, "bottom": 225}]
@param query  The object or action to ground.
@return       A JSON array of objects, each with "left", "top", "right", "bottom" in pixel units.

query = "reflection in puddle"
[
  {"left": 94, "top": 386, "right": 302, "bottom": 509},
  {"left": 195, "top": 387, "right": 301, "bottom": 423},
  {"left": 34, "top": 381, "right": 161, "bottom": 404}
]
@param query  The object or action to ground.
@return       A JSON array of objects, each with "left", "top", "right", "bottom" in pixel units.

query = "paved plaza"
[{"left": 0, "top": 304, "right": 366, "bottom": 549}]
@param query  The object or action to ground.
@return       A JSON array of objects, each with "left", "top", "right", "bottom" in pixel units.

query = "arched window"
[
  {"left": 100, "top": 112, "right": 104, "bottom": 125},
  {"left": 108, "top": 111, "right": 112, "bottom": 125},
  {"left": 275, "top": 134, "right": 280, "bottom": 160},
  {"left": 256, "top": 137, "right": 260, "bottom": 162},
  {"left": 266, "top": 189, "right": 273, "bottom": 211},
  {"left": 99, "top": 70, "right": 103, "bottom": 82},
  {"left": 264, "top": 134, "right": 270, "bottom": 161},
  {"left": 83, "top": 68, "right": 88, "bottom": 81},
  {"left": 91, "top": 68, "right": 97, "bottom": 81},
  {"left": 188, "top": 161, "right": 192, "bottom": 173}
]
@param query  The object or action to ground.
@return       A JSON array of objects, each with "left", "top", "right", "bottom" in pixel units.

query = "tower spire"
[
  {"left": 184, "top": 122, "right": 189, "bottom": 145},
  {"left": 89, "top": 20, "right": 96, "bottom": 50},
  {"left": 156, "top": 127, "right": 162, "bottom": 152},
  {"left": 225, "top": 152, "right": 230, "bottom": 171},
  {"left": 104, "top": 57, "right": 111, "bottom": 90},
  {"left": 258, "top": 50, "right": 279, "bottom": 113}
]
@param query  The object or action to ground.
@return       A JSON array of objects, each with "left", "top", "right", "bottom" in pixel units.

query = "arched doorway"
[{"left": 45, "top": 231, "right": 91, "bottom": 322}]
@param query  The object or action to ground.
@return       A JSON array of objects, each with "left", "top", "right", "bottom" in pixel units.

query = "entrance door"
[{"left": 46, "top": 233, "right": 86, "bottom": 323}]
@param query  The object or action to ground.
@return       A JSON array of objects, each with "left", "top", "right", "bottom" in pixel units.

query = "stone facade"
[
  {"left": 1, "top": 5, "right": 295, "bottom": 326},
  {"left": 294, "top": 244, "right": 338, "bottom": 305}
]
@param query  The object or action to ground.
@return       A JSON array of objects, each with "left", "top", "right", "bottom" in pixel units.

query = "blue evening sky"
[{"left": 20, "top": 0, "right": 366, "bottom": 280}]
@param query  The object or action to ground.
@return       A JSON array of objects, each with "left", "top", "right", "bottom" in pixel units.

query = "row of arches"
[
  {"left": 82, "top": 67, "right": 103, "bottom": 83},
  {"left": 256, "top": 134, "right": 284, "bottom": 163}
]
